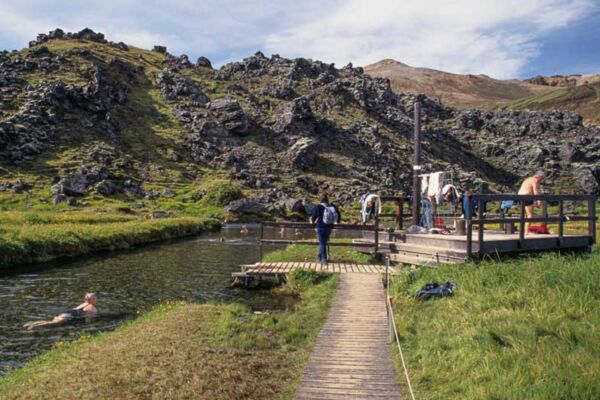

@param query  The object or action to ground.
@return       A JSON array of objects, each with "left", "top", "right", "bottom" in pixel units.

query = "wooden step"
[
  {"left": 389, "top": 251, "right": 461, "bottom": 266},
  {"left": 391, "top": 242, "right": 467, "bottom": 261}
]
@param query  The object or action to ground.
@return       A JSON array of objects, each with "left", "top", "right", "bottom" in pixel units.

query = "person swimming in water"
[{"left": 23, "top": 293, "right": 98, "bottom": 330}]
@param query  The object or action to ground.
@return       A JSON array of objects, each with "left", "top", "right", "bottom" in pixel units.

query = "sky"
[{"left": 0, "top": 0, "right": 598, "bottom": 79}]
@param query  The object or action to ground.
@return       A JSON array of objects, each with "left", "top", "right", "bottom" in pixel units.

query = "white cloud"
[
  {"left": 264, "top": 0, "right": 596, "bottom": 78},
  {"left": 0, "top": 0, "right": 595, "bottom": 78}
]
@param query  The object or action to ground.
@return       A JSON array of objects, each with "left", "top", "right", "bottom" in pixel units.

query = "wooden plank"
[{"left": 295, "top": 274, "right": 400, "bottom": 399}]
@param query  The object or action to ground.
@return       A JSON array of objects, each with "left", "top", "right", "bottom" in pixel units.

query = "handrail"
[
  {"left": 261, "top": 221, "right": 378, "bottom": 231},
  {"left": 472, "top": 193, "right": 595, "bottom": 201},
  {"left": 385, "top": 255, "right": 417, "bottom": 400},
  {"left": 259, "top": 239, "right": 375, "bottom": 247},
  {"left": 464, "top": 193, "right": 597, "bottom": 261},
  {"left": 257, "top": 216, "right": 382, "bottom": 262}
]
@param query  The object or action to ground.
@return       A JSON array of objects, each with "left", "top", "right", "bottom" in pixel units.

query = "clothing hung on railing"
[
  {"left": 427, "top": 172, "right": 443, "bottom": 203},
  {"left": 462, "top": 196, "right": 478, "bottom": 218},
  {"left": 420, "top": 199, "right": 433, "bottom": 228},
  {"left": 442, "top": 184, "right": 461, "bottom": 214},
  {"left": 420, "top": 171, "right": 453, "bottom": 205}
]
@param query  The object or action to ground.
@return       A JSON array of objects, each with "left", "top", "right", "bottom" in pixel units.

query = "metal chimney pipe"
[{"left": 412, "top": 101, "right": 421, "bottom": 226}]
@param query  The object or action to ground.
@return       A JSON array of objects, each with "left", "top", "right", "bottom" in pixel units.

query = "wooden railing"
[
  {"left": 379, "top": 195, "right": 412, "bottom": 229},
  {"left": 465, "top": 194, "right": 597, "bottom": 260},
  {"left": 258, "top": 221, "right": 380, "bottom": 261}
]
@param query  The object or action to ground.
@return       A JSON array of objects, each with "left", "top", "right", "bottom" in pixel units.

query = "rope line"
[
  {"left": 387, "top": 298, "right": 416, "bottom": 400},
  {"left": 386, "top": 256, "right": 417, "bottom": 400}
]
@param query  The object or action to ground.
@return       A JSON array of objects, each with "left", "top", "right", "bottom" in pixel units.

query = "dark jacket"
[{"left": 311, "top": 203, "right": 341, "bottom": 229}]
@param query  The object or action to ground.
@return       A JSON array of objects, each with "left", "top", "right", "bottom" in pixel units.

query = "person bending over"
[
  {"left": 310, "top": 194, "right": 341, "bottom": 264},
  {"left": 518, "top": 171, "right": 544, "bottom": 234},
  {"left": 23, "top": 293, "right": 98, "bottom": 330}
]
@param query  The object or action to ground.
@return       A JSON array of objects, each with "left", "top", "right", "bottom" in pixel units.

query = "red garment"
[{"left": 528, "top": 224, "right": 549, "bottom": 234}]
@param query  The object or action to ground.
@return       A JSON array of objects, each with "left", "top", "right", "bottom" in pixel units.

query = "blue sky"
[{"left": 0, "top": 0, "right": 598, "bottom": 79}]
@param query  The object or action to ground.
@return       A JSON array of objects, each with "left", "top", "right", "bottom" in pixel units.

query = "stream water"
[{"left": 0, "top": 224, "right": 309, "bottom": 374}]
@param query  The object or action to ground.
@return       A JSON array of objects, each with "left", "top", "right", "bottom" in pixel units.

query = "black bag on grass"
[{"left": 415, "top": 281, "right": 455, "bottom": 300}]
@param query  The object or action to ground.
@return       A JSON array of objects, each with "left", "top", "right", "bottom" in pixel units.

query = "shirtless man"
[{"left": 518, "top": 171, "right": 544, "bottom": 234}]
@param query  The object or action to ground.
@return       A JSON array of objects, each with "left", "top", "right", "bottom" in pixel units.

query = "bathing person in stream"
[{"left": 23, "top": 293, "right": 98, "bottom": 330}]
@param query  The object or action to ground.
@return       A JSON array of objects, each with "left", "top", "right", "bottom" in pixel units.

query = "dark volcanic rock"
[
  {"left": 272, "top": 97, "right": 315, "bottom": 135},
  {"left": 196, "top": 56, "right": 212, "bottom": 69},
  {"left": 96, "top": 179, "right": 120, "bottom": 196},
  {"left": 225, "top": 198, "right": 267, "bottom": 215},
  {"left": 283, "top": 137, "right": 318, "bottom": 170},
  {"left": 58, "top": 172, "right": 89, "bottom": 196},
  {"left": 208, "top": 98, "right": 251, "bottom": 135},
  {"left": 156, "top": 71, "right": 208, "bottom": 103}
]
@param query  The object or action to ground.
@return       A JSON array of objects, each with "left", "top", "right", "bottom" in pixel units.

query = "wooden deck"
[
  {"left": 232, "top": 262, "right": 397, "bottom": 280},
  {"left": 354, "top": 230, "right": 593, "bottom": 267},
  {"left": 296, "top": 274, "right": 402, "bottom": 400}
]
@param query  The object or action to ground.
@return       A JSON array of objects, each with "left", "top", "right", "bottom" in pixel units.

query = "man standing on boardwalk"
[
  {"left": 311, "top": 194, "right": 341, "bottom": 264},
  {"left": 518, "top": 171, "right": 544, "bottom": 233}
]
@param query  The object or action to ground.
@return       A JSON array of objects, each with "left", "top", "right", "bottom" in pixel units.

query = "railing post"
[
  {"left": 519, "top": 199, "right": 526, "bottom": 247},
  {"left": 374, "top": 214, "right": 379, "bottom": 254},
  {"left": 466, "top": 194, "right": 473, "bottom": 260},
  {"left": 259, "top": 223, "right": 264, "bottom": 262},
  {"left": 588, "top": 196, "right": 596, "bottom": 245},
  {"left": 542, "top": 200, "right": 549, "bottom": 227},
  {"left": 558, "top": 200, "right": 564, "bottom": 246},
  {"left": 397, "top": 198, "right": 403, "bottom": 230},
  {"left": 478, "top": 199, "right": 485, "bottom": 260}
]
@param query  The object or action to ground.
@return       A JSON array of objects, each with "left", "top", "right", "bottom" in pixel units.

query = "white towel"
[
  {"left": 420, "top": 175, "right": 429, "bottom": 196},
  {"left": 427, "top": 172, "right": 443, "bottom": 201}
]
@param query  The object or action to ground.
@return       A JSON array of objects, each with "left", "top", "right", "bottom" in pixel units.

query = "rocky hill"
[
  {"left": 1, "top": 29, "right": 600, "bottom": 216},
  {"left": 365, "top": 59, "right": 600, "bottom": 125}
]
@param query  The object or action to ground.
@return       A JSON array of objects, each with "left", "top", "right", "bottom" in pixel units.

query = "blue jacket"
[{"left": 311, "top": 203, "right": 341, "bottom": 229}]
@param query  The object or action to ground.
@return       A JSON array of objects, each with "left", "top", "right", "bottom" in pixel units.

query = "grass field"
[
  {"left": 0, "top": 210, "right": 216, "bottom": 269},
  {"left": 390, "top": 251, "right": 600, "bottom": 400},
  {"left": 0, "top": 269, "right": 338, "bottom": 400}
]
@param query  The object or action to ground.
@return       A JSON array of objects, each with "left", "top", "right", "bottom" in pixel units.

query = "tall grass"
[
  {"left": 0, "top": 211, "right": 215, "bottom": 268},
  {"left": 391, "top": 251, "right": 600, "bottom": 400}
]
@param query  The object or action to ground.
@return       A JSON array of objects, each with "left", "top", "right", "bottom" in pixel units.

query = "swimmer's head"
[{"left": 85, "top": 293, "right": 97, "bottom": 304}]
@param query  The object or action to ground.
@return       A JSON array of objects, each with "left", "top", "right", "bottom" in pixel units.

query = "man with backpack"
[{"left": 310, "top": 194, "right": 341, "bottom": 264}]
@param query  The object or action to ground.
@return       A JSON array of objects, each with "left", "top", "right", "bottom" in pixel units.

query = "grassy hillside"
[
  {"left": 391, "top": 251, "right": 600, "bottom": 400},
  {"left": 364, "top": 59, "right": 555, "bottom": 107},
  {"left": 365, "top": 59, "right": 600, "bottom": 125},
  {"left": 504, "top": 82, "right": 600, "bottom": 125}
]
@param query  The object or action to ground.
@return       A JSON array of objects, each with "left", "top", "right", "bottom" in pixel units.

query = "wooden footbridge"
[
  {"left": 232, "top": 258, "right": 410, "bottom": 399},
  {"left": 232, "top": 261, "right": 397, "bottom": 282},
  {"left": 296, "top": 273, "right": 402, "bottom": 400}
]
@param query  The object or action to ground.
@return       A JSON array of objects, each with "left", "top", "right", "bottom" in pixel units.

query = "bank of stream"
[{"left": 0, "top": 224, "right": 305, "bottom": 374}]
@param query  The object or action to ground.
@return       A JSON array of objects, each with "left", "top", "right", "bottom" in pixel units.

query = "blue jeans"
[{"left": 317, "top": 227, "right": 332, "bottom": 263}]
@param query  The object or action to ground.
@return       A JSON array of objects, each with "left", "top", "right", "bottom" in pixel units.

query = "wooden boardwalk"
[
  {"left": 296, "top": 274, "right": 402, "bottom": 400},
  {"left": 232, "top": 262, "right": 396, "bottom": 280}
]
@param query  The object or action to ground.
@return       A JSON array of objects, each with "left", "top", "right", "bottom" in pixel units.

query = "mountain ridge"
[{"left": 364, "top": 58, "right": 600, "bottom": 125}]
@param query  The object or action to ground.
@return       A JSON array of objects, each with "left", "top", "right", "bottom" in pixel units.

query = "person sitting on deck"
[
  {"left": 310, "top": 194, "right": 341, "bottom": 264},
  {"left": 518, "top": 171, "right": 544, "bottom": 234},
  {"left": 23, "top": 293, "right": 98, "bottom": 330}
]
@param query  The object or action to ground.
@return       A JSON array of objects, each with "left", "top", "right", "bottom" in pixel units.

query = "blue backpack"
[{"left": 322, "top": 204, "right": 338, "bottom": 225}]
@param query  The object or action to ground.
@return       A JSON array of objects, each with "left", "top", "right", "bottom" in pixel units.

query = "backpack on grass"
[{"left": 415, "top": 281, "right": 455, "bottom": 300}]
